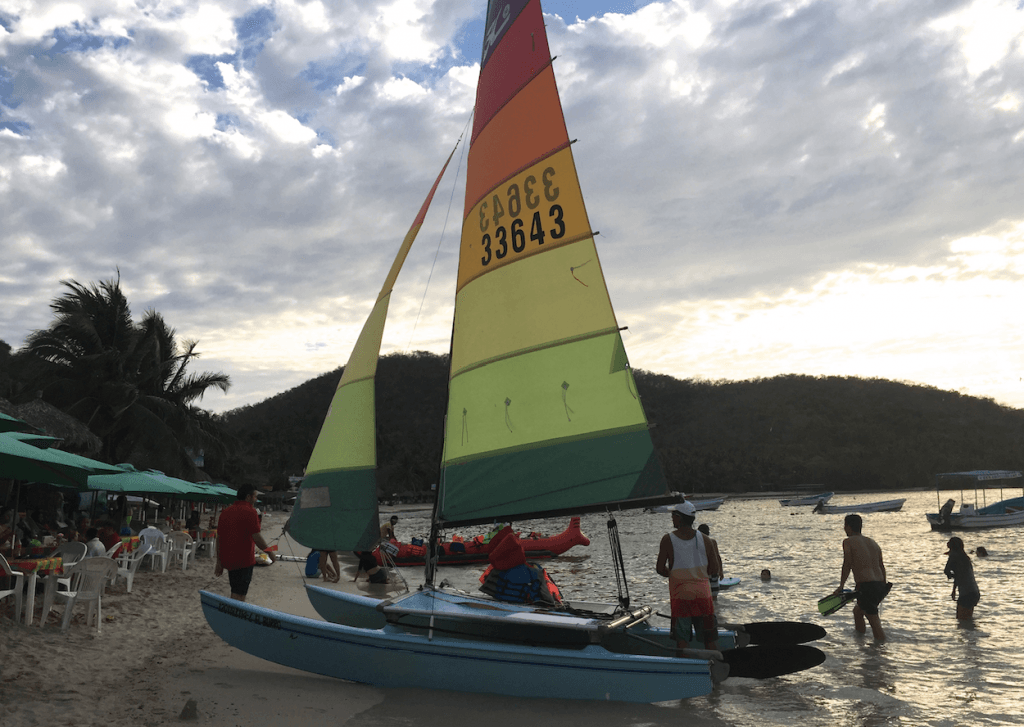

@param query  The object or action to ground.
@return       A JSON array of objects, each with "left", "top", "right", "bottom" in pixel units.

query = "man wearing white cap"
[{"left": 656, "top": 501, "right": 722, "bottom": 650}]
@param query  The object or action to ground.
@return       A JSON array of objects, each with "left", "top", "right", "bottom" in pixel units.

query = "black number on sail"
[
  {"left": 549, "top": 204, "right": 565, "bottom": 239},
  {"left": 481, "top": 233, "right": 492, "bottom": 265},
  {"left": 511, "top": 218, "right": 526, "bottom": 252},
  {"left": 507, "top": 183, "right": 521, "bottom": 217},
  {"left": 491, "top": 194, "right": 506, "bottom": 227},
  {"left": 479, "top": 202, "right": 489, "bottom": 233},
  {"left": 531, "top": 211, "right": 546, "bottom": 246},
  {"left": 542, "top": 167, "right": 559, "bottom": 202},
  {"left": 494, "top": 226, "right": 508, "bottom": 259},
  {"left": 524, "top": 175, "right": 540, "bottom": 209}
]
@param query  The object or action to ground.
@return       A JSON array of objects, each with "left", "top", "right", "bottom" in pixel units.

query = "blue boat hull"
[{"left": 200, "top": 590, "right": 715, "bottom": 702}]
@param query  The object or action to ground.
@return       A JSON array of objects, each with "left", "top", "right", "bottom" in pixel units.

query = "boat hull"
[
  {"left": 375, "top": 516, "right": 589, "bottom": 567},
  {"left": 649, "top": 498, "right": 724, "bottom": 513},
  {"left": 926, "top": 496, "right": 1024, "bottom": 529},
  {"left": 779, "top": 492, "right": 833, "bottom": 506},
  {"left": 200, "top": 590, "right": 715, "bottom": 703},
  {"left": 816, "top": 498, "right": 906, "bottom": 514}
]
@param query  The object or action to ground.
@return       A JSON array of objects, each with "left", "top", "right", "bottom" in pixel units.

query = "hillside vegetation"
[{"left": 210, "top": 352, "right": 1024, "bottom": 496}]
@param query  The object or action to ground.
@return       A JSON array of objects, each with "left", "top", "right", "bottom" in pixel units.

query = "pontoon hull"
[{"left": 200, "top": 590, "right": 715, "bottom": 703}]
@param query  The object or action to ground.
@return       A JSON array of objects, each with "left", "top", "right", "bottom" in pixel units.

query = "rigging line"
[{"left": 407, "top": 115, "right": 473, "bottom": 351}]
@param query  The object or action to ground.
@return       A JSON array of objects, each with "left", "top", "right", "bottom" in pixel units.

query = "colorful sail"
[
  {"left": 289, "top": 150, "right": 456, "bottom": 552},
  {"left": 437, "top": 0, "right": 669, "bottom": 527}
]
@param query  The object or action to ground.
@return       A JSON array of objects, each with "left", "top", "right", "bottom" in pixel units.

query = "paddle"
[
  {"left": 720, "top": 644, "right": 827, "bottom": 679},
  {"left": 817, "top": 589, "right": 858, "bottom": 616},
  {"left": 817, "top": 582, "right": 893, "bottom": 616},
  {"left": 721, "top": 621, "right": 827, "bottom": 646},
  {"left": 659, "top": 613, "right": 826, "bottom": 646}
]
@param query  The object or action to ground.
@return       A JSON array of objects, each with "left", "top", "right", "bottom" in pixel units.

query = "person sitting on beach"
[
  {"left": 354, "top": 551, "right": 387, "bottom": 583},
  {"left": 319, "top": 550, "right": 340, "bottom": 583},
  {"left": 944, "top": 536, "right": 980, "bottom": 620},
  {"left": 97, "top": 521, "right": 122, "bottom": 551},
  {"left": 84, "top": 527, "right": 106, "bottom": 557},
  {"left": 380, "top": 516, "right": 398, "bottom": 540}
]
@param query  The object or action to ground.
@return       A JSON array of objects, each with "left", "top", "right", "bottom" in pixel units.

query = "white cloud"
[{"left": 2, "top": 0, "right": 1024, "bottom": 416}]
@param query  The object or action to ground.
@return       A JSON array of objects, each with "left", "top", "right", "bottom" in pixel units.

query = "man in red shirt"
[{"left": 215, "top": 484, "right": 275, "bottom": 601}]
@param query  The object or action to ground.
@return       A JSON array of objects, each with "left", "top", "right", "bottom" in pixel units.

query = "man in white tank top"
[{"left": 656, "top": 501, "right": 722, "bottom": 650}]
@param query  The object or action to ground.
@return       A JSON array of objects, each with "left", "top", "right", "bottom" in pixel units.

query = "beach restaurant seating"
[
  {"left": 167, "top": 532, "right": 196, "bottom": 571},
  {"left": 0, "top": 553, "right": 25, "bottom": 623},
  {"left": 113, "top": 543, "right": 151, "bottom": 593},
  {"left": 51, "top": 557, "right": 118, "bottom": 633},
  {"left": 138, "top": 527, "right": 168, "bottom": 572},
  {"left": 53, "top": 541, "right": 88, "bottom": 596}
]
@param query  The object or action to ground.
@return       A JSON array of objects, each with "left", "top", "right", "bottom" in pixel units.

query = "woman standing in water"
[{"left": 944, "top": 537, "right": 980, "bottom": 620}]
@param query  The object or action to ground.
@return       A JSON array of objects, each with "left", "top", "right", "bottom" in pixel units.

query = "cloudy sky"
[{"left": 2, "top": 0, "right": 1024, "bottom": 415}]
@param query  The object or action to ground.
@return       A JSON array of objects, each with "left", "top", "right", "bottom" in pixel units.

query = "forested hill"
[{"left": 211, "top": 352, "right": 1024, "bottom": 496}]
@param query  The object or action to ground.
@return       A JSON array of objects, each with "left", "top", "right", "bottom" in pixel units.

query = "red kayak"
[{"left": 372, "top": 517, "right": 590, "bottom": 567}]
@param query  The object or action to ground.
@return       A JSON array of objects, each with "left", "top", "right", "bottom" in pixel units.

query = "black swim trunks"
[
  {"left": 957, "top": 587, "right": 980, "bottom": 609},
  {"left": 856, "top": 581, "right": 889, "bottom": 615},
  {"left": 228, "top": 565, "right": 254, "bottom": 597}
]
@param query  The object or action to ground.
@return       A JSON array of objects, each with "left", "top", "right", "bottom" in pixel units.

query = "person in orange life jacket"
[
  {"left": 215, "top": 484, "right": 276, "bottom": 601},
  {"left": 656, "top": 502, "right": 721, "bottom": 650}
]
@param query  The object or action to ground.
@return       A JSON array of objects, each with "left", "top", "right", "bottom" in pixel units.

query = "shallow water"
[{"left": 381, "top": 490, "right": 1023, "bottom": 726}]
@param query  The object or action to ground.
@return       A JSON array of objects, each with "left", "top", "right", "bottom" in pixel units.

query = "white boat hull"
[
  {"left": 200, "top": 590, "right": 715, "bottom": 703},
  {"left": 926, "top": 496, "right": 1024, "bottom": 529},
  {"left": 649, "top": 498, "right": 724, "bottom": 513},
  {"left": 815, "top": 498, "right": 906, "bottom": 514},
  {"left": 779, "top": 492, "right": 833, "bottom": 506}
]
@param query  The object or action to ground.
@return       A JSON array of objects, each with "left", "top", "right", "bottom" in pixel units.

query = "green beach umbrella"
[
  {"left": 86, "top": 464, "right": 200, "bottom": 497},
  {"left": 0, "top": 411, "right": 27, "bottom": 433},
  {"left": 0, "top": 431, "right": 118, "bottom": 488}
]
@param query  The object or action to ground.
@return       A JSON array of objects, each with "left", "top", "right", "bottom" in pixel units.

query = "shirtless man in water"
[{"left": 833, "top": 513, "right": 888, "bottom": 640}]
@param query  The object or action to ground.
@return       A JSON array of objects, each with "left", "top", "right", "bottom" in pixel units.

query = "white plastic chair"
[
  {"left": 114, "top": 543, "right": 151, "bottom": 593},
  {"left": 51, "top": 557, "right": 118, "bottom": 633},
  {"left": 53, "top": 541, "right": 89, "bottom": 595},
  {"left": 0, "top": 553, "right": 25, "bottom": 624},
  {"left": 196, "top": 530, "right": 217, "bottom": 558},
  {"left": 138, "top": 527, "right": 168, "bottom": 572},
  {"left": 167, "top": 532, "right": 196, "bottom": 571},
  {"left": 104, "top": 541, "right": 124, "bottom": 559}
]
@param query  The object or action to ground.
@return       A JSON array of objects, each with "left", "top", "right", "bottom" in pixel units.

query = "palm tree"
[{"left": 20, "top": 275, "right": 232, "bottom": 477}]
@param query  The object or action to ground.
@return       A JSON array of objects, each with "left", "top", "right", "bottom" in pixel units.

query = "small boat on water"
[
  {"left": 812, "top": 498, "right": 906, "bottom": 514},
  {"left": 649, "top": 497, "right": 725, "bottom": 513},
  {"left": 926, "top": 470, "right": 1024, "bottom": 530},
  {"left": 779, "top": 492, "right": 833, "bottom": 507}
]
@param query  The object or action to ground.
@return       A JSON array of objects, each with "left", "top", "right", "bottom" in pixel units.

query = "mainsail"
[
  {"left": 437, "top": 0, "right": 670, "bottom": 527},
  {"left": 289, "top": 150, "right": 456, "bottom": 552}
]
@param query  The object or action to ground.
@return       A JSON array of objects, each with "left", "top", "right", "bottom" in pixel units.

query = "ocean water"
[{"left": 381, "top": 490, "right": 1024, "bottom": 726}]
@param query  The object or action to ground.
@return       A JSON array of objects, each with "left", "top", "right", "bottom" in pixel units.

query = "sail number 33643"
[{"left": 479, "top": 167, "right": 565, "bottom": 266}]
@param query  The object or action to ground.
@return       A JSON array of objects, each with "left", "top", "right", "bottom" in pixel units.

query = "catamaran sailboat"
[{"left": 201, "top": 0, "right": 825, "bottom": 702}]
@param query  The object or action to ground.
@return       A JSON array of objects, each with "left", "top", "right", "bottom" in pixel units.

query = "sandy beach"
[{"left": 1, "top": 513, "right": 722, "bottom": 727}]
